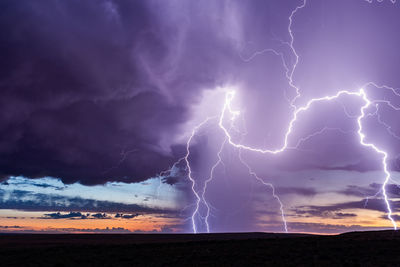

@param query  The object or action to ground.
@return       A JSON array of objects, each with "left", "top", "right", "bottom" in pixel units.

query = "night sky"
[{"left": 1, "top": 0, "right": 400, "bottom": 234}]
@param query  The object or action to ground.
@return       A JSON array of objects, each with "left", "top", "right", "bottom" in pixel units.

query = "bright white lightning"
[
  {"left": 219, "top": 88, "right": 397, "bottom": 230},
  {"left": 202, "top": 137, "right": 227, "bottom": 233},
  {"left": 357, "top": 89, "right": 397, "bottom": 229},
  {"left": 285, "top": 0, "right": 307, "bottom": 107},
  {"left": 183, "top": 0, "right": 398, "bottom": 233},
  {"left": 239, "top": 0, "right": 306, "bottom": 108},
  {"left": 184, "top": 116, "right": 217, "bottom": 233},
  {"left": 219, "top": 90, "right": 362, "bottom": 155},
  {"left": 187, "top": 88, "right": 395, "bottom": 233}
]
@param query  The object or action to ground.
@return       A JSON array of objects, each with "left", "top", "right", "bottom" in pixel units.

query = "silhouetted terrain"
[{"left": 1, "top": 230, "right": 400, "bottom": 266}]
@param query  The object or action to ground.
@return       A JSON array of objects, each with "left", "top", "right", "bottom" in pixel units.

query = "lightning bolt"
[
  {"left": 357, "top": 89, "right": 397, "bottom": 229},
  {"left": 184, "top": 116, "right": 217, "bottom": 233},
  {"left": 220, "top": 90, "right": 362, "bottom": 155},
  {"left": 238, "top": 150, "right": 288, "bottom": 232},
  {"left": 183, "top": 0, "right": 398, "bottom": 233},
  {"left": 202, "top": 137, "right": 227, "bottom": 233},
  {"left": 286, "top": 0, "right": 307, "bottom": 107},
  {"left": 217, "top": 87, "right": 398, "bottom": 230}
]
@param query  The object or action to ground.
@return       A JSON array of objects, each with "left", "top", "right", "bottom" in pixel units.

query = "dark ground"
[{"left": 1, "top": 230, "right": 400, "bottom": 266}]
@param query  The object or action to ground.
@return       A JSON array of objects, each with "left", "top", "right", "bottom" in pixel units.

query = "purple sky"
[{"left": 1, "top": 0, "right": 400, "bottom": 234}]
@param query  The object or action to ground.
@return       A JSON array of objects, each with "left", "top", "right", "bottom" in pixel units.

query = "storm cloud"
[{"left": 0, "top": 0, "right": 239, "bottom": 185}]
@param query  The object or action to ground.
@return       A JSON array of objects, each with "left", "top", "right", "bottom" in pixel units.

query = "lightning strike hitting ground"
[
  {"left": 202, "top": 138, "right": 227, "bottom": 233},
  {"left": 184, "top": 116, "right": 217, "bottom": 233},
  {"left": 183, "top": 0, "right": 398, "bottom": 233},
  {"left": 357, "top": 89, "right": 397, "bottom": 229},
  {"left": 208, "top": 86, "right": 397, "bottom": 232},
  {"left": 238, "top": 150, "right": 288, "bottom": 232}
]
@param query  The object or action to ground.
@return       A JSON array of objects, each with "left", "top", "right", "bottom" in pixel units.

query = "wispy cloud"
[{"left": 0, "top": 189, "right": 177, "bottom": 214}]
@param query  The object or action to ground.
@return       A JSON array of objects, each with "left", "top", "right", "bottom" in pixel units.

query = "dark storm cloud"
[
  {"left": 1, "top": 0, "right": 397, "bottom": 187},
  {"left": 0, "top": 188, "right": 176, "bottom": 214},
  {"left": 0, "top": 0, "right": 237, "bottom": 185}
]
